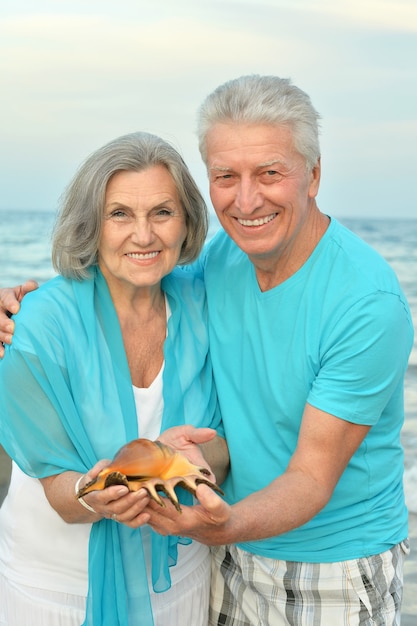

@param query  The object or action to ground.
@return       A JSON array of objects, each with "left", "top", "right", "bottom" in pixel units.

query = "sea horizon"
[{"left": 0, "top": 210, "right": 416, "bottom": 622}]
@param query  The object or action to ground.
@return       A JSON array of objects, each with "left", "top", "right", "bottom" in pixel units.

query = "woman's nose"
[{"left": 131, "top": 217, "right": 154, "bottom": 245}]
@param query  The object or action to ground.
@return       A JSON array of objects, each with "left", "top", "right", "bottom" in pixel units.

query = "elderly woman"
[{"left": 0, "top": 132, "right": 227, "bottom": 626}]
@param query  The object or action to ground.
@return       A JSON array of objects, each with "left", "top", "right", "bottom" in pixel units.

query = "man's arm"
[
  {"left": 144, "top": 403, "right": 370, "bottom": 545},
  {"left": 0, "top": 280, "right": 38, "bottom": 357}
]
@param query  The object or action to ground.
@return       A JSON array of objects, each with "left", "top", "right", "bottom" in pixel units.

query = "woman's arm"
[
  {"left": 41, "top": 461, "right": 150, "bottom": 525},
  {"left": 40, "top": 428, "right": 229, "bottom": 529}
]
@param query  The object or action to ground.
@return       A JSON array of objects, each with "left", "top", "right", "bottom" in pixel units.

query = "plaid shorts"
[{"left": 209, "top": 540, "right": 409, "bottom": 626}]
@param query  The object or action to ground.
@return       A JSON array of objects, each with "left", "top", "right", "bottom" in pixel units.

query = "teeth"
[
  {"left": 238, "top": 214, "right": 276, "bottom": 227},
  {"left": 127, "top": 252, "right": 159, "bottom": 259}
]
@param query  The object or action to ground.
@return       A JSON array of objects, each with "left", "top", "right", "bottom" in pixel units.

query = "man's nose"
[{"left": 235, "top": 178, "right": 263, "bottom": 214}]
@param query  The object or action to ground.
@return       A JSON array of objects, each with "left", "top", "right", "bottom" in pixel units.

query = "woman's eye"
[
  {"left": 152, "top": 208, "right": 175, "bottom": 220},
  {"left": 108, "top": 209, "right": 128, "bottom": 219}
]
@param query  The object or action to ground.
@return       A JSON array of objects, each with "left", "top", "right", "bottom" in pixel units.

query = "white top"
[
  {"left": 0, "top": 300, "right": 208, "bottom": 595},
  {"left": 0, "top": 463, "right": 91, "bottom": 594}
]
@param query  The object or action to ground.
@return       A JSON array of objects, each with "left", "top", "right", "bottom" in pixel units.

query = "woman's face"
[{"left": 98, "top": 165, "right": 187, "bottom": 293}]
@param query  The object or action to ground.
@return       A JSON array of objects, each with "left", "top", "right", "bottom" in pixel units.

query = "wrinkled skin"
[{"left": 76, "top": 438, "right": 224, "bottom": 512}]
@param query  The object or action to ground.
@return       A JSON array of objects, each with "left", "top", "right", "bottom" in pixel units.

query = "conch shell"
[{"left": 76, "top": 438, "right": 224, "bottom": 512}]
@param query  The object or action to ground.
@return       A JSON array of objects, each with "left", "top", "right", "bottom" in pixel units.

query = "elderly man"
[
  {"left": 146, "top": 75, "right": 413, "bottom": 625},
  {"left": 0, "top": 75, "right": 413, "bottom": 625}
]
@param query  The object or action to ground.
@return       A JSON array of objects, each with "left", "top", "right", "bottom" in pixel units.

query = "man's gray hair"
[{"left": 197, "top": 74, "right": 321, "bottom": 170}]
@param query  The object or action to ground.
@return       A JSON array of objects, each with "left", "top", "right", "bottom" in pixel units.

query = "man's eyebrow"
[
  {"left": 209, "top": 165, "right": 233, "bottom": 172},
  {"left": 209, "top": 159, "right": 286, "bottom": 173},
  {"left": 257, "top": 159, "right": 285, "bottom": 168}
]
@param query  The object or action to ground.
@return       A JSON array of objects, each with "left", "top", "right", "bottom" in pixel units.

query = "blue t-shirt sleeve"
[
  {"left": 308, "top": 291, "right": 413, "bottom": 425},
  {"left": 184, "top": 230, "right": 225, "bottom": 278}
]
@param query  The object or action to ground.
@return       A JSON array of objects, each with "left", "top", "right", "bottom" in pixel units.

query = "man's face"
[{"left": 206, "top": 122, "right": 320, "bottom": 270}]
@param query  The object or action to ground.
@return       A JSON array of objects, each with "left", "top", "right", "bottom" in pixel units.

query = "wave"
[{"left": 404, "top": 464, "right": 417, "bottom": 514}]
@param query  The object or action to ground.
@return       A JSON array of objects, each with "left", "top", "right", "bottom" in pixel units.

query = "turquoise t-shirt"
[{"left": 199, "top": 217, "right": 413, "bottom": 562}]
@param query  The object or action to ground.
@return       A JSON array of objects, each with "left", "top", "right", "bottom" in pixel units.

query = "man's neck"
[{"left": 252, "top": 210, "right": 330, "bottom": 292}]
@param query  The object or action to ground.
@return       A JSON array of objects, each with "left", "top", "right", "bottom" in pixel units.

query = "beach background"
[{"left": 0, "top": 210, "right": 416, "bottom": 623}]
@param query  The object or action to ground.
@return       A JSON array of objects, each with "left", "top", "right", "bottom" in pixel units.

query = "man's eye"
[
  {"left": 214, "top": 174, "right": 233, "bottom": 184},
  {"left": 261, "top": 170, "right": 283, "bottom": 183}
]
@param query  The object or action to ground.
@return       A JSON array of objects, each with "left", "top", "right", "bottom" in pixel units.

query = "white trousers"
[{"left": 0, "top": 553, "right": 210, "bottom": 626}]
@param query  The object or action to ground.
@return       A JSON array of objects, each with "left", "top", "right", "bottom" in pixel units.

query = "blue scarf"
[{"left": 0, "top": 266, "right": 220, "bottom": 625}]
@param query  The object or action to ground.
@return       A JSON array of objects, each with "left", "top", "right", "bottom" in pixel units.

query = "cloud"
[
  {"left": 224, "top": 0, "right": 417, "bottom": 33},
  {"left": 0, "top": 0, "right": 416, "bottom": 216},
  {"left": 0, "top": 10, "right": 316, "bottom": 144},
  {"left": 306, "top": 0, "right": 417, "bottom": 33}
]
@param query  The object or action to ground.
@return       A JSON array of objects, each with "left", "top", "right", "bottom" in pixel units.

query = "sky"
[{"left": 1, "top": 0, "right": 416, "bottom": 220}]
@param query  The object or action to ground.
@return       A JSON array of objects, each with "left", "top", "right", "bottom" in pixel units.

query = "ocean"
[
  {"left": 0, "top": 210, "right": 416, "bottom": 511},
  {"left": 1, "top": 209, "right": 417, "bottom": 622}
]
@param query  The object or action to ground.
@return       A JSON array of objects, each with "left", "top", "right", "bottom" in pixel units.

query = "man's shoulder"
[
  {"left": 204, "top": 229, "right": 244, "bottom": 266},
  {"left": 316, "top": 220, "right": 396, "bottom": 296}
]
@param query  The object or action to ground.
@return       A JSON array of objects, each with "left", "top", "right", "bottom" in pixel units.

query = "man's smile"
[{"left": 237, "top": 213, "right": 277, "bottom": 227}]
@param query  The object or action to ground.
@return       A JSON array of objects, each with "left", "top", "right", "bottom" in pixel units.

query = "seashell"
[{"left": 76, "top": 438, "right": 224, "bottom": 512}]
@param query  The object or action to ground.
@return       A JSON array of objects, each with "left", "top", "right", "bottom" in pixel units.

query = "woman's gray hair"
[
  {"left": 52, "top": 131, "right": 208, "bottom": 279},
  {"left": 197, "top": 74, "right": 321, "bottom": 171}
]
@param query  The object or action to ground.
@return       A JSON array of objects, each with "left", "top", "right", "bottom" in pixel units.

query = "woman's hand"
[
  {"left": 41, "top": 461, "right": 151, "bottom": 528},
  {"left": 78, "top": 460, "right": 152, "bottom": 527},
  {"left": 0, "top": 280, "right": 38, "bottom": 357}
]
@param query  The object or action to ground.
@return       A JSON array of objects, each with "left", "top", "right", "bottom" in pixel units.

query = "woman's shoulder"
[
  {"left": 20, "top": 275, "right": 73, "bottom": 309},
  {"left": 163, "top": 266, "right": 205, "bottom": 299},
  {"left": 16, "top": 275, "right": 80, "bottom": 333},
  {"left": 162, "top": 268, "right": 208, "bottom": 328}
]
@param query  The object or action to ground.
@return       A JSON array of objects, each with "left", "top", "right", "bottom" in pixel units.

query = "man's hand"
[
  {"left": 158, "top": 425, "right": 219, "bottom": 482},
  {"left": 145, "top": 483, "right": 232, "bottom": 545},
  {"left": 0, "top": 280, "right": 38, "bottom": 357},
  {"left": 147, "top": 406, "right": 371, "bottom": 548}
]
